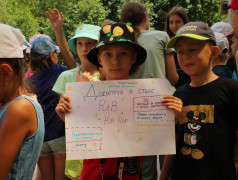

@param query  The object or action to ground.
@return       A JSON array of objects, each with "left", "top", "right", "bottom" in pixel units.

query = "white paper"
[{"left": 65, "top": 78, "right": 176, "bottom": 160}]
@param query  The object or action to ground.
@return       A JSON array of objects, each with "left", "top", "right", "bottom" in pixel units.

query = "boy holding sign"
[{"left": 56, "top": 22, "right": 182, "bottom": 180}]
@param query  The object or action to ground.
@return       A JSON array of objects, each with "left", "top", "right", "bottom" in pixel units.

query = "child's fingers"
[
  {"left": 162, "top": 101, "right": 183, "bottom": 110},
  {"left": 59, "top": 101, "right": 71, "bottom": 112},
  {"left": 55, "top": 106, "right": 66, "bottom": 122},
  {"left": 59, "top": 99, "right": 71, "bottom": 110},
  {"left": 162, "top": 95, "right": 181, "bottom": 102},
  {"left": 77, "top": 72, "right": 93, "bottom": 82},
  {"left": 59, "top": 95, "right": 71, "bottom": 109},
  {"left": 167, "top": 104, "right": 182, "bottom": 112},
  {"left": 54, "top": 8, "right": 59, "bottom": 15},
  {"left": 48, "top": 8, "right": 52, "bottom": 12},
  {"left": 161, "top": 95, "right": 183, "bottom": 113},
  {"left": 56, "top": 105, "right": 67, "bottom": 114},
  {"left": 60, "top": 12, "right": 64, "bottom": 20},
  {"left": 83, "top": 72, "right": 93, "bottom": 81},
  {"left": 60, "top": 94, "right": 71, "bottom": 102},
  {"left": 49, "top": 8, "right": 55, "bottom": 16},
  {"left": 45, "top": 11, "right": 50, "bottom": 19},
  {"left": 162, "top": 96, "right": 182, "bottom": 105}
]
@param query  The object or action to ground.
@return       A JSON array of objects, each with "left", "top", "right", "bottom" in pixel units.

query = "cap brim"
[
  {"left": 87, "top": 42, "right": 147, "bottom": 67},
  {"left": 167, "top": 34, "right": 210, "bottom": 48}
]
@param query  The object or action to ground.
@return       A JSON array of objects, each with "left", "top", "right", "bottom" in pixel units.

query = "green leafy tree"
[
  {"left": 151, "top": 0, "right": 222, "bottom": 30},
  {"left": 0, "top": 0, "right": 108, "bottom": 41},
  {"left": 100, "top": 0, "right": 223, "bottom": 31},
  {"left": 0, "top": 0, "right": 40, "bottom": 39},
  {"left": 22, "top": 0, "right": 108, "bottom": 40}
]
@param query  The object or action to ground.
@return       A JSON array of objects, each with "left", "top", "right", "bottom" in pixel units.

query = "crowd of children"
[{"left": 0, "top": 0, "right": 238, "bottom": 180}]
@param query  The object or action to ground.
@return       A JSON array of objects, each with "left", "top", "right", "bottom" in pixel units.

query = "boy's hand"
[
  {"left": 161, "top": 95, "right": 183, "bottom": 124},
  {"left": 55, "top": 94, "right": 71, "bottom": 122},
  {"left": 77, "top": 71, "right": 94, "bottom": 82},
  {"left": 46, "top": 8, "right": 64, "bottom": 31}
]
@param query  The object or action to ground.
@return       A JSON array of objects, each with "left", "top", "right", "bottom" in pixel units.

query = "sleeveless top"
[{"left": 0, "top": 95, "right": 44, "bottom": 180}]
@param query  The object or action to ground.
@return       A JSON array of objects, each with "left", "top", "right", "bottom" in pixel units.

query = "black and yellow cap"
[
  {"left": 87, "top": 22, "right": 147, "bottom": 67},
  {"left": 167, "top": 21, "right": 216, "bottom": 48}
]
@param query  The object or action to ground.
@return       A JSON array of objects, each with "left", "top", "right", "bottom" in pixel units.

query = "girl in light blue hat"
[
  {"left": 46, "top": 8, "right": 102, "bottom": 95},
  {"left": 46, "top": 8, "right": 102, "bottom": 180}
]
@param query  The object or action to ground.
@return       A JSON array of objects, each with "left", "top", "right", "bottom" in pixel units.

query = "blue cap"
[
  {"left": 31, "top": 38, "right": 60, "bottom": 60},
  {"left": 68, "top": 24, "right": 101, "bottom": 54}
]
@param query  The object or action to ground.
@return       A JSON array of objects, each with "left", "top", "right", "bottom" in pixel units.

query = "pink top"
[{"left": 25, "top": 68, "right": 34, "bottom": 78}]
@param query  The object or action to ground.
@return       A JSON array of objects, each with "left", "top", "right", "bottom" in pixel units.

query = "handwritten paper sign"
[{"left": 65, "top": 78, "right": 175, "bottom": 160}]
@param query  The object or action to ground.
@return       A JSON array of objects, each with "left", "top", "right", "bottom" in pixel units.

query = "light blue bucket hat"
[{"left": 68, "top": 24, "right": 101, "bottom": 54}]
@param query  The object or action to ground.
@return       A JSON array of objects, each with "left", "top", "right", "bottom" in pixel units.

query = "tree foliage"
[
  {"left": 0, "top": 0, "right": 108, "bottom": 41},
  {"left": 100, "top": 0, "right": 223, "bottom": 30},
  {"left": 0, "top": 0, "right": 40, "bottom": 39},
  {"left": 151, "top": 0, "right": 222, "bottom": 30},
  {"left": 0, "top": 0, "right": 223, "bottom": 40}
]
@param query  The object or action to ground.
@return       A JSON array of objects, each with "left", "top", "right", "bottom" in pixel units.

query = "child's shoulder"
[
  {"left": 56, "top": 66, "right": 79, "bottom": 81},
  {"left": 53, "top": 64, "right": 68, "bottom": 72},
  {"left": 140, "top": 30, "right": 168, "bottom": 38},
  {"left": 4, "top": 97, "right": 37, "bottom": 126},
  {"left": 59, "top": 66, "right": 79, "bottom": 77},
  {"left": 216, "top": 76, "right": 238, "bottom": 88},
  {"left": 174, "top": 77, "right": 238, "bottom": 95},
  {"left": 8, "top": 97, "right": 35, "bottom": 114}
]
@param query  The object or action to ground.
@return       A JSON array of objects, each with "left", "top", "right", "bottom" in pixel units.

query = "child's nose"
[
  {"left": 82, "top": 44, "right": 88, "bottom": 52},
  {"left": 183, "top": 52, "right": 191, "bottom": 59},
  {"left": 112, "top": 55, "right": 120, "bottom": 65}
]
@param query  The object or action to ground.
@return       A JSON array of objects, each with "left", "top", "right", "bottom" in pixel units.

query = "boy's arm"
[
  {"left": 46, "top": 8, "right": 77, "bottom": 69},
  {"left": 165, "top": 53, "right": 179, "bottom": 86},
  {"left": 159, "top": 95, "right": 181, "bottom": 179},
  {"left": 159, "top": 155, "right": 174, "bottom": 180}
]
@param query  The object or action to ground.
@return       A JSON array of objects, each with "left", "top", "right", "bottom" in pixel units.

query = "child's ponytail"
[{"left": 120, "top": 1, "right": 147, "bottom": 42}]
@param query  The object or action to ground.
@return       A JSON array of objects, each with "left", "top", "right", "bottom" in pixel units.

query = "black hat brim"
[{"left": 87, "top": 41, "right": 147, "bottom": 67}]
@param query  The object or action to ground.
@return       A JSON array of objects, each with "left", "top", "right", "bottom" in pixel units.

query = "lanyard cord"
[
  {"left": 118, "top": 162, "right": 124, "bottom": 180},
  {"left": 100, "top": 159, "right": 105, "bottom": 180}
]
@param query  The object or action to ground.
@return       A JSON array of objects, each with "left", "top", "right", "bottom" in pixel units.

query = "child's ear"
[
  {"left": 143, "top": 12, "right": 147, "bottom": 21},
  {"left": 0, "top": 64, "right": 13, "bottom": 83},
  {"left": 131, "top": 52, "right": 137, "bottom": 65},
  {"left": 97, "top": 54, "right": 103, "bottom": 66},
  {"left": 211, "top": 46, "right": 219, "bottom": 59}
]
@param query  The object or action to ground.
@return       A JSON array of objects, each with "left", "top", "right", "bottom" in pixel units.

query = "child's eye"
[
  {"left": 121, "top": 52, "right": 127, "bottom": 56},
  {"left": 177, "top": 50, "right": 184, "bottom": 54},
  {"left": 105, "top": 52, "right": 111, "bottom": 57},
  {"left": 190, "top": 48, "right": 198, "bottom": 52}
]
